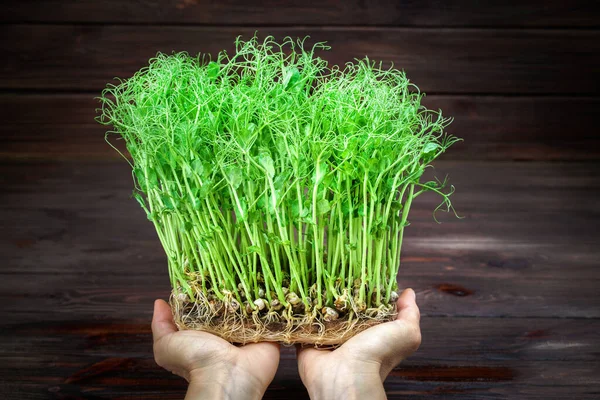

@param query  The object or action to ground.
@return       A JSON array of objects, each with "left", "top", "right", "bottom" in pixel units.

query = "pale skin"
[{"left": 152, "top": 288, "right": 421, "bottom": 400}]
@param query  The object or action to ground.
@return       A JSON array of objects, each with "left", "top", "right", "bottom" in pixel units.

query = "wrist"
[
  {"left": 303, "top": 367, "right": 386, "bottom": 400},
  {"left": 306, "top": 379, "right": 386, "bottom": 400},
  {"left": 186, "top": 366, "right": 267, "bottom": 400}
]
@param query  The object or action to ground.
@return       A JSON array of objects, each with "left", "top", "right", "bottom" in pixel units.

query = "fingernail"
[{"left": 407, "top": 288, "right": 416, "bottom": 300}]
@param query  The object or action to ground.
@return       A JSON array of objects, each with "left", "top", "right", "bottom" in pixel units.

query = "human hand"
[
  {"left": 297, "top": 288, "right": 421, "bottom": 400},
  {"left": 151, "top": 299, "right": 280, "bottom": 400}
]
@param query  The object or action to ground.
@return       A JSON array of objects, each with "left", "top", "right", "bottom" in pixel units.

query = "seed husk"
[
  {"left": 238, "top": 283, "right": 246, "bottom": 298},
  {"left": 270, "top": 299, "right": 283, "bottom": 311},
  {"left": 177, "top": 292, "right": 189, "bottom": 303},
  {"left": 286, "top": 292, "right": 301, "bottom": 306},
  {"left": 254, "top": 298, "right": 266, "bottom": 311},
  {"left": 228, "top": 299, "right": 240, "bottom": 313},
  {"left": 322, "top": 307, "right": 339, "bottom": 322},
  {"left": 334, "top": 295, "right": 348, "bottom": 312}
]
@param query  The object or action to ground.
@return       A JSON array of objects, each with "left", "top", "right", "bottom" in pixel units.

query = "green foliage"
[{"left": 96, "top": 33, "right": 460, "bottom": 313}]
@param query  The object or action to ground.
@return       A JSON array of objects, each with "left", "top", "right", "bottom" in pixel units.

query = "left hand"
[{"left": 151, "top": 299, "right": 280, "bottom": 400}]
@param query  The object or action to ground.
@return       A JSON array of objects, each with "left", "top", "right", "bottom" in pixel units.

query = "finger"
[
  {"left": 151, "top": 299, "right": 178, "bottom": 343},
  {"left": 296, "top": 344, "right": 330, "bottom": 378},
  {"left": 339, "top": 288, "right": 421, "bottom": 376},
  {"left": 240, "top": 341, "right": 280, "bottom": 362},
  {"left": 396, "top": 288, "right": 420, "bottom": 326},
  {"left": 239, "top": 342, "right": 281, "bottom": 381}
]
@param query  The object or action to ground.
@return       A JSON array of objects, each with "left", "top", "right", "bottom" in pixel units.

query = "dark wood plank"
[
  {"left": 2, "top": 26, "right": 599, "bottom": 93},
  {"left": 2, "top": 0, "right": 599, "bottom": 27},
  {"left": 1, "top": 161, "right": 599, "bottom": 322},
  {"left": 3, "top": 318, "right": 599, "bottom": 362},
  {"left": 2, "top": 94, "right": 599, "bottom": 161},
  {"left": 2, "top": 375, "right": 599, "bottom": 400},
  {"left": 423, "top": 96, "right": 600, "bottom": 161},
  {"left": 1, "top": 350, "right": 598, "bottom": 399},
  {"left": 2, "top": 316, "right": 600, "bottom": 397}
]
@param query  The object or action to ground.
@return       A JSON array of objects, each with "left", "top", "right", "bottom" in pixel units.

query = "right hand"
[{"left": 296, "top": 288, "right": 422, "bottom": 400}]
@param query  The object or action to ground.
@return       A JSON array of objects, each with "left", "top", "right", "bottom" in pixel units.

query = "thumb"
[
  {"left": 340, "top": 288, "right": 421, "bottom": 378},
  {"left": 151, "top": 299, "right": 178, "bottom": 343},
  {"left": 395, "top": 288, "right": 420, "bottom": 326},
  {"left": 296, "top": 345, "right": 331, "bottom": 380}
]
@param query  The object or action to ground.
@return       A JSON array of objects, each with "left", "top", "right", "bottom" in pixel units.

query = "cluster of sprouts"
[{"left": 97, "top": 34, "right": 459, "bottom": 343}]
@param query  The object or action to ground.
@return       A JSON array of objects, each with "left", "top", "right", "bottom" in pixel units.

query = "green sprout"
[{"left": 96, "top": 33, "right": 460, "bottom": 344}]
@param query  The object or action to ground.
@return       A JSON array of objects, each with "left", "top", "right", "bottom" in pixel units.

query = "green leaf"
[
  {"left": 424, "top": 180, "right": 439, "bottom": 189},
  {"left": 341, "top": 199, "right": 351, "bottom": 215},
  {"left": 265, "top": 197, "right": 276, "bottom": 215},
  {"left": 422, "top": 142, "right": 440, "bottom": 162},
  {"left": 415, "top": 167, "right": 425, "bottom": 179},
  {"left": 235, "top": 196, "right": 247, "bottom": 221},
  {"left": 385, "top": 177, "right": 397, "bottom": 190},
  {"left": 304, "top": 124, "right": 311, "bottom": 137},
  {"left": 391, "top": 200, "right": 403, "bottom": 212},
  {"left": 246, "top": 246, "right": 262, "bottom": 255},
  {"left": 282, "top": 67, "right": 302, "bottom": 91},
  {"left": 198, "top": 181, "right": 212, "bottom": 199},
  {"left": 358, "top": 204, "right": 366, "bottom": 217},
  {"left": 291, "top": 201, "right": 308, "bottom": 218},
  {"left": 259, "top": 153, "right": 275, "bottom": 178},
  {"left": 226, "top": 166, "right": 243, "bottom": 189},
  {"left": 257, "top": 195, "right": 266, "bottom": 211},
  {"left": 207, "top": 61, "right": 220, "bottom": 80},
  {"left": 367, "top": 157, "right": 379, "bottom": 172},
  {"left": 160, "top": 194, "right": 174, "bottom": 210},
  {"left": 191, "top": 159, "right": 204, "bottom": 176},
  {"left": 132, "top": 192, "right": 147, "bottom": 210},
  {"left": 247, "top": 209, "right": 261, "bottom": 224},
  {"left": 133, "top": 168, "right": 146, "bottom": 190},
  {"left": 146, "top": 167, "right": 158, "bottom": 187},
  {"left": 313, "top": 160, "right": 328, "bottom": 184},
  {"left": 273, "top": 170, "right": 290, "bottom": 191},
  {"left": 192, "top": 197, "right": 202, "bottom": 210},
  {"left": 316, "top": 198, "right": 331, "bottom": 215}
]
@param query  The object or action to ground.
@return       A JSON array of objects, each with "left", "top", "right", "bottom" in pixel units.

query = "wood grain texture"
[
  {"left": 3, "top": 0, "right": 599, "bottom": 27},
  {"left": 1, "top": 320, "right": 599, "bottom": 399},
  {"left": 2, "top": 161, "right": 599, "bottom": 323},
  {"left": 2, "top": 0, "right": 599, "bottom": 396},
  {"left": 1, "top": 159, "right": 599, "bottom": 398},
  {"left": 4, "top": 318, "right": 599, "bottom": 362},
  {"left": 2, "top": 94, "right": 599, "bottom": 161},
  {"left": 1, "top": 354, "right": 599, "bottom": 399},
  {"left": 2, "top": 25, "right": 599, "bottom": 93}
]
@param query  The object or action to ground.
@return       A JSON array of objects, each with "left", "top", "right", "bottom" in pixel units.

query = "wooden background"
[{"left": 1, "top": 1, "right": 599, "bottom": 398}]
